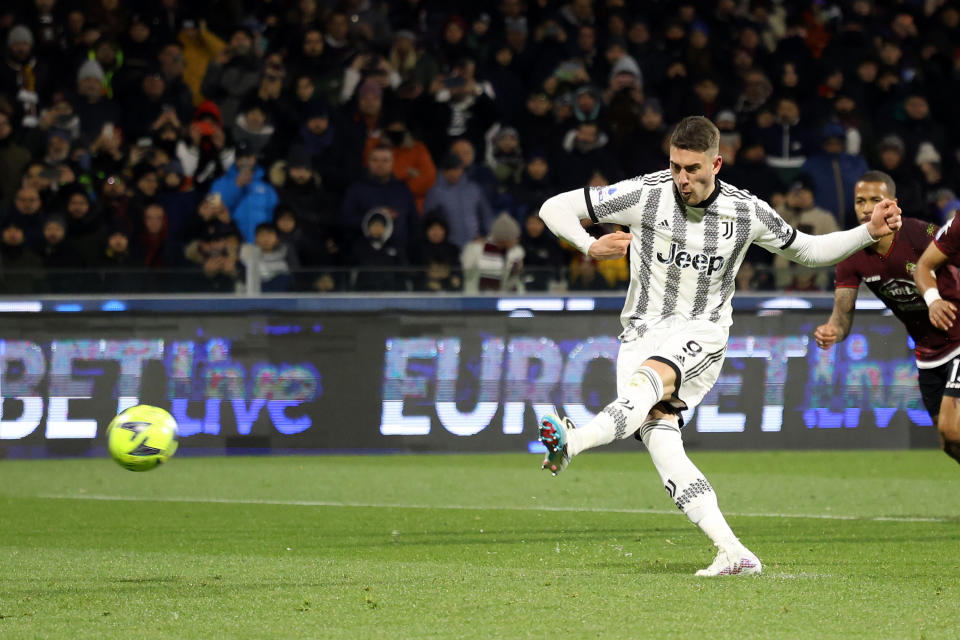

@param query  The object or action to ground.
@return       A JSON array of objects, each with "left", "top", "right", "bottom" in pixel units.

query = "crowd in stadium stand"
[{"left": 1, "top": 0, "right": 960, "bottom": 293}]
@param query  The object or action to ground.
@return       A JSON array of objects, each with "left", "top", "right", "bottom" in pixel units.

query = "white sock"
[
  {"left": 640, "top": 419, "right": 739, "bottom": 549},
  {"left": 567, "top": 366, "right": 664, "bottom": 457}
]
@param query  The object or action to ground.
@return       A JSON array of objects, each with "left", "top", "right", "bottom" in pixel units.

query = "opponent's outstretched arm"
[
  {"left": 814, "top": 287, "right": 858, "bottom": 349},
  {"left": 779, "top": 200, "right": 902, "bottom": 267},
  {"left": 539, "top": 189, "right": 632, "bottom": 261},
  {"left": 915, "top": 241, "right": 957, "bottom": 331}
]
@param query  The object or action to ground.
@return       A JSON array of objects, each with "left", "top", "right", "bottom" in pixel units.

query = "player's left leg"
[
  {"left": 936, "top": 396, "right": 960, "bottom": 464},
  {"left": 561, "top": 357, "right": 676, "bottom": 457},
  {"left": 539, "top": 339, "right": 675, "bottom": 474},
  {"left": 639, "top": 410, "right": 761, "bottom": 576}
]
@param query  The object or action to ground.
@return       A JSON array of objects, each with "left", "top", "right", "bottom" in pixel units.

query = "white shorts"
[{"left": 617, "top": 318, "right": 727, "bottom": 413}]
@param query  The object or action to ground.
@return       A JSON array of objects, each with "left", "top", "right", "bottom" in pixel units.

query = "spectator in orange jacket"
[{"left": 364, "top": 110, "right": 436, "bottom": 213}]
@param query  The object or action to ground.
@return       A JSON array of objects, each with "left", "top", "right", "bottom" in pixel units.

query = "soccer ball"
[{"left": 106, "top": 405, "right": 179, "bottom": 472}]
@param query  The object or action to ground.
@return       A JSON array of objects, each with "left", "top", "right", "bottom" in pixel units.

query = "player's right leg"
[{"left": 638, "top": 412, "right": 761, "bottom": 576}]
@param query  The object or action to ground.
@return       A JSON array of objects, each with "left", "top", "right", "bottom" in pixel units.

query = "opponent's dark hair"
[
  {"left": 857, "top": 170, "right": 896, "bottom": 197},
  {"left": 669, "top": 116, "right": 720, "bottom": 155}
]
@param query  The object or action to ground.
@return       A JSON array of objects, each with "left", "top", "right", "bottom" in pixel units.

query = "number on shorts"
[{"left": 682, "top": 340, "right": 702, "bottom": 357}]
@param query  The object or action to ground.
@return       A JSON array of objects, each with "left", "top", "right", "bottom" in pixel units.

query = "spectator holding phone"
[{"left": 210, "top": 141, "right": 278, "bottom": 242}]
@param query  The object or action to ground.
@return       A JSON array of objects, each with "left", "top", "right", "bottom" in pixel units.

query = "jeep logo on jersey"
[
  {"left": 656, "top": 242, "right": 725, "bottom": 275},
  {"left": 878, "top": 278, "right": 920, "bottom": 303}
]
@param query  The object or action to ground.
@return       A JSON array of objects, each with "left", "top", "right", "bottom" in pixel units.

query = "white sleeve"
[
  {"left": 774, "top": 225, "right": 875, "bottom": 267},
  {"left": 539, "top": 188, "right": 597, "bottom": 255}
]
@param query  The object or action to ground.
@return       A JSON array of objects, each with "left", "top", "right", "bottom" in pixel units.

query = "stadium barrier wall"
[{"left": 0, "top": 294, "right": 939, "bottom": 459}]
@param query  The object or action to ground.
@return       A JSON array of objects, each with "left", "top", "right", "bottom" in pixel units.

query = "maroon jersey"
[
  {"left": 935, "top": 212, "right": 960, "bottom": 261},
  {"left": 836, "top": 217, "right": 960, "bottom": 365}
]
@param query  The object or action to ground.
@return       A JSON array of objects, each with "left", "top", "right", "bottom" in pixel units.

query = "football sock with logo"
[
  {"left": 640, "top": 419, "right": 739, "bottom": 549},
  {"left": 566, "top": 366, "right": 664, "bottom": 457}
]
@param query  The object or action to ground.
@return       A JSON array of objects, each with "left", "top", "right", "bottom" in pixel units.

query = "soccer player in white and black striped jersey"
[{"left": 537, "top": 116, "right": 902, "bottom": 577}]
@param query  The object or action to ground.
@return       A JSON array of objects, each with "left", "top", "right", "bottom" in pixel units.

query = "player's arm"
[
  {"left": 814, "top": 287, "right": 858, "bottom": 349},
  {"left": 915, "top": 241, "right": 957, "bottom": 331},
  {"left": 539, "top": 189, "right": 632, "bottom": 260},
  {"left": 777, "top": 200, "right": 902, "bottom": 267}
]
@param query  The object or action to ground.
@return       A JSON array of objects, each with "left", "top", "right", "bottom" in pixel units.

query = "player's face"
[
  {"left": 854, "top": 181, "right": 893, "bottom": 225},
  {"left": 669, "top": 147, "right": 721, "bottom": 206}
]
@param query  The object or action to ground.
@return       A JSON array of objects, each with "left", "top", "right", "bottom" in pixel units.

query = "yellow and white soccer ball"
[{"left": 106, "top": 405, "right": 179, "bottom": 472}]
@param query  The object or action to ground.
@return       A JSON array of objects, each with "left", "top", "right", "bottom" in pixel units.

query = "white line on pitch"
[{"left": 34, "top": 493, "right": 952, "bottom": 524}]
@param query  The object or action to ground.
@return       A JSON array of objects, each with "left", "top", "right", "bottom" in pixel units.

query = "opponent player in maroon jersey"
[
  {"left": 914, "top": 195, "right": 960, "bottom": 464},
  {"left": 815, "top": 171, "right": 960, "bottom": 464}
]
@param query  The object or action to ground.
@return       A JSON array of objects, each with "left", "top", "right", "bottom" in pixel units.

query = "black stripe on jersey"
[
  {"left": 691, "top": 202, "right": 720, "bottom": 317},
  {"left": 631, "top": 187, "right": 662, "bottom": 318},
  {"left": 720, "top": 183, "right": 754, "bottom": 202},
  {"left": 754, "top": 200, "right": 795, "bottom": 248},
  {"left": 685, "top": 348, "right": 726, "bottom": 379},
  {"left": 640, "top": 170, "right": 673, "bottom": 185},
  {"left": 583, "top": 186, "right": 597, "bottom": 223},
  {"left": 684, "top": 347, "right": 725, "bottom": 375},
  {"left": 710, "top": 200, "right": 752, "bottom": 323},
  {"left": 660, "top": 194, "right": 689, "bottom": 317},
  {"left": 649, "top": 355, "right": 683, "bottom": 390},
  {"left": 781, "top": 227, "right": 798, "bottom": 250}
]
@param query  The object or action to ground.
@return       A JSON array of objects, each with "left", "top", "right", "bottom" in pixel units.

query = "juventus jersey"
[{"left": 584, "top": 170, "right": 796, "bottom": 340}]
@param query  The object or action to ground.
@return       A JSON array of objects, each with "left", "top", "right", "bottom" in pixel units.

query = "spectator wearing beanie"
[
  {"left": 1, "top": 26, "right": 51, "bottom": 126},
  {"left": 75, "top": 59, "right": 121, "bottom": 141},
  {"left": 461, "top": 212, "right": 525, "bottom": 293},
  {"left": 485, "top": 125, "right": 524, "bottom": 189}
]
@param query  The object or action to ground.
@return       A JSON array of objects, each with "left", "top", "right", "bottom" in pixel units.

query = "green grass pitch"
[{"left": 1, "top": 450, "right": 957, "bottom": 639}]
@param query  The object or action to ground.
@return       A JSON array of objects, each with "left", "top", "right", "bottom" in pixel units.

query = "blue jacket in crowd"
[
  {"left": 423, "top": 175, "right": 494, "bottom": 248},
  {"left": 211, "top": 165, "right": 279, "bottom": 242}
]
